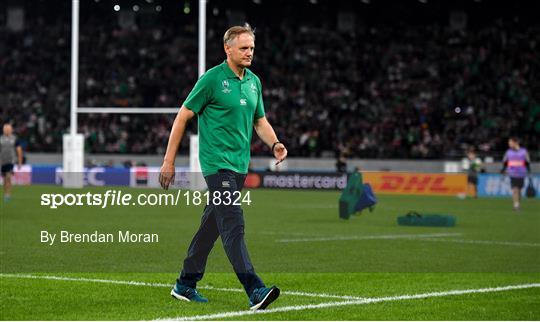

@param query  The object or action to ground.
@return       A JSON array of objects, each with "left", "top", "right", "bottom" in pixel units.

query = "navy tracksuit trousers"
[{"left": 178, "top": 169, "right": 264, "bottom": 296}]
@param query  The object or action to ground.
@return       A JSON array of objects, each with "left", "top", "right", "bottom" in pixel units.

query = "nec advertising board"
[
  {"left": 363, "top": 172, "right": 467, "bottom": 196},
  {"left": 55, "top": 167, "right": 131, "bottom": 186},
  {"left": 477, "top": 174, "right": 539, "bottom": 198},
  {"left": 29, "top": 166, "right": 130, "bottom": 186}
]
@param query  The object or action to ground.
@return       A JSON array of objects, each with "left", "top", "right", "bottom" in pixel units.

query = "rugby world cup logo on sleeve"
[{"left": 222, "top": 80, "right": 231, "bottom": 93}]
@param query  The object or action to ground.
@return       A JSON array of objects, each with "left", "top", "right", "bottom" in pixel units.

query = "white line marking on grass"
[
  {"left": 419, "top": 238, "right": 540, "bottom": 247},
  {"left": 159, "top": 283, "right": 540, "bottom": 321},
  {"left": 0, "top": 273, "right": 172, "bottom": 288},
  {"left": 277, "top": 232, "right": 462, "bottom": 243},
  {"left": 0, "top": 273, "right": 362, "bottom": 300},
  {"left": 279, "top": 290, "right": 365, "bottom": 300}
]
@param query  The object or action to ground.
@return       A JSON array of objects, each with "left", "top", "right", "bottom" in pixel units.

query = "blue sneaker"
[
  {"left": 249, "top": 286, "right": 280, "bottom": 310},
  {"left": 170, "top": 284, "right": 208, "bottom": 303}
]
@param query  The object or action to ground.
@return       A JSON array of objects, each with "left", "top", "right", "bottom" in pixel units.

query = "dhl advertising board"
[{"left": 363, "top": 172, "right": 467, "bottom": 196}]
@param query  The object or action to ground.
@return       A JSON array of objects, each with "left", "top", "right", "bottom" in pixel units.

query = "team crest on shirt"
[
  {"left": 222, "top": 80, "right": 231, "bottom": 93},
  {"left": 240, "top": 99, "right": 247, "bottom": 106},
  {"left": 250, "top": 83, "right": 257, "bottom": 93}
]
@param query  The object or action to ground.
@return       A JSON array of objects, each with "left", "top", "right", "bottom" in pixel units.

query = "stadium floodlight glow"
[
  {"left": 133, "top": 5, "right": 139, "bottom": 11},
  {"left": 113, "top": 4, "right": 120, "bottom": 11},
  {"left": 156, "top": 5, "right": 162, "bottom": 11},
  {"left": 361, "top": 0, "right": 370, "bottom": 4},
  {"left": 212, "top": 7, "right": 219, "bottom": 15},
  {"left": 309, "top": 0, "right": 317, "bottom": 4},
  {"left": 253, "top": 0, "right": 262, "bottom": 4},
  {"left": 146, "top": 0, "right": 153, "bottom": 3}
]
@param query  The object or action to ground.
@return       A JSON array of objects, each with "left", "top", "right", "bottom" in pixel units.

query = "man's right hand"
[{"left": 159, "top": 163, "right": 176, "bottom": 190}]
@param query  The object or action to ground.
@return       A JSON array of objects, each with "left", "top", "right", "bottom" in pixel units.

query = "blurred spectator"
[{"left": 336, "top": 152, "right": 347, "bottom": 173}]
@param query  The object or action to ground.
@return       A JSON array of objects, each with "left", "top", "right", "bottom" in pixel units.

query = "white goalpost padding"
[
  {"left": 62, "top": 134, "right": 84, "bottom": 187},
  {"left": 63, "top": 0, "right": 83, "bottom": 188},
  {"left": 189, "top": 135, "right": 206, "bottom": 190},
  {"left": 65, "top": 0, "right": 207, "bottom": 189}
]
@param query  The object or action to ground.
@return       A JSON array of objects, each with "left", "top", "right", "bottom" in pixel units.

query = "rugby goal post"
[
  {"left": 64, "top": 0, "right": 207, "bottom": 190},
  {"left": 63, "top": 0, "right": 83, "bottom": 188}
]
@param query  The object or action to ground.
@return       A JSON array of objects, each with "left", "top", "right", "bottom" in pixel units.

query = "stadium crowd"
[{"left": 1, "top": 1, "right": 538, "bottom": 160}]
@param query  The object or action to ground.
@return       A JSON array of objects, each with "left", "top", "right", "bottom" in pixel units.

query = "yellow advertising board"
[{"left": 363, "top": 172, "right": 467, "bottom": 196}]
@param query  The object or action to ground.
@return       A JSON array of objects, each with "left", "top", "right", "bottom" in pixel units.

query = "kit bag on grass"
[
  {"left": 397, "top": 211, "right": 456, "bottom": 227},
  {"left": 339, "top": 172, "right": 377, "bottom": 220}
]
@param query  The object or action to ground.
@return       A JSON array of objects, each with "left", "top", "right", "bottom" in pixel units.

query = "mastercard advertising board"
[{"left": 363, "top": 172, "right": 467, "bottom": 196}]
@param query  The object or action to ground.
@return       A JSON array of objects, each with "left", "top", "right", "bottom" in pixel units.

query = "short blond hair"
[{"left": 223, "top": 23, "right": 255, "bottom": 45}]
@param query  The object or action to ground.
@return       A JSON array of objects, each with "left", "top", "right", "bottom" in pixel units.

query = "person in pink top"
[{"left": 500, "top": 137, "right": 531, "bottom": 211}]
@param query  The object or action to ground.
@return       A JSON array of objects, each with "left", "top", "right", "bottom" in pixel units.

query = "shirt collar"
[{"left": 221, "top": 60, "right": 252, "bottom": 81}]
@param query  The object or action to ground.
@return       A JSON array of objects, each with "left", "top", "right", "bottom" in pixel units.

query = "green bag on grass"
[
  {"left": 339, "top": 172, "right": 377, "bottom": 219},
  {"left": 397, "top": 211, "right": 456, "bottom": 227}
]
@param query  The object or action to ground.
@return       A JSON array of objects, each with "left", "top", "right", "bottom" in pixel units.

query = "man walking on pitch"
[
  {"left": 500, "top": 137, "right": 530, "bottom": 211},
  {"left": 159, "top": 24, "right": 287, "bottom": 310},
  {"left": 1, "top": 123, "right": 23, "bottom": 202}
]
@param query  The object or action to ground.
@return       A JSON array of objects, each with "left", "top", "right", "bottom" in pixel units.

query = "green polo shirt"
[{"left": 183, "top": 61, "right": 265, "bottom": 177}]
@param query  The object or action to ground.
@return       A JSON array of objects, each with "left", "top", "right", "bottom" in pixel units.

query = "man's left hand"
[{"left": 273, "top": 143, "right": 287, "bottom": 165}]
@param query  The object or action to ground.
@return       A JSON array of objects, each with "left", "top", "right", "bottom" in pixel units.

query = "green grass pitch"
[{"left": 1, "top": 185, "right": 539, "bottom": 320}]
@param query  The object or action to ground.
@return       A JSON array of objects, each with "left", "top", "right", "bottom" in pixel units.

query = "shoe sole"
[
  {"left": 250, "top": 286, "right": 280, "bottom": 310},
  {"left": 170, "top": 288, "right": 190, "bottom": 302}
]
